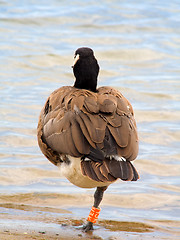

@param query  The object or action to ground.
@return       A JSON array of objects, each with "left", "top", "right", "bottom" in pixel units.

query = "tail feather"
[
  {"left": 126, "top": 161, "right": 134, "bottom": 181},
  {"left": 109, "top": 159, "right": 134, "bottom": 181},
  {"left": 91, "top": 161, "right": 109, "bottom": 182},
  {"left": 129, "top": 161, "right": 139, "bottom": 181},
  {"left": 108, "top": 159, "right": 123, "bottom": 179},
  {"left": 101, "top": 159, "right": 117, "bottom": 182},
  {"left": 81, "top": 160, "right": 101, "bottom": 182},
  {"left": 81, "top": 157, "right": 139, "bottom": 182}
]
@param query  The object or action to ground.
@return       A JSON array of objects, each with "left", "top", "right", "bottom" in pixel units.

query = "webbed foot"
[{"left": 82, "top": 221, "right": 93, "bottom": 232}]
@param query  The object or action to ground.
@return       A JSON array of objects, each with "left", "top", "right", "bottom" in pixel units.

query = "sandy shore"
[
  {"left": 0, "top": 213, "right": 157, "bottom": 240},
  {"left": 0, "top": 228, "right": 102, "bottom": 240},
  {"left": 0, "top": 192, "right": 179, "bottom": 240},
  {"left": 0, "top": 232, "right": 89, "bottom": 240}
]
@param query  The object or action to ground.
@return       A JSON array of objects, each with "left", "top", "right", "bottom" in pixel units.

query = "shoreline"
[{"left": 0, "top": 192, "right": 179, "bottom": 240}]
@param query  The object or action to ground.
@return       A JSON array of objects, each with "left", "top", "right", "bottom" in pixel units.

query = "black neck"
[{"left": 73, "top": 57, "right": 99, "bottom": 92}]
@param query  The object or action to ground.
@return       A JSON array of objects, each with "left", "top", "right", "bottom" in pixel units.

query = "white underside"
[{"left": 58, "top": 156, "right": 113, "bottom": 188}]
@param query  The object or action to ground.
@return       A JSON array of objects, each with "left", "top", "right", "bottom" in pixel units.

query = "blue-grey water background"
[{"left": 0, "top": 0, "right": 180, "bottom": 239}]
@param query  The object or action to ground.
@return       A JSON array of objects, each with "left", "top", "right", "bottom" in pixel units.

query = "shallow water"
[{"left": 0, "top": 0, "right": 180, "bottom": 239}]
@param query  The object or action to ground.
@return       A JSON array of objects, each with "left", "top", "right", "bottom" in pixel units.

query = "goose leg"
[{"left": 83, "top": 186, "right": 108, "bottom": 232}]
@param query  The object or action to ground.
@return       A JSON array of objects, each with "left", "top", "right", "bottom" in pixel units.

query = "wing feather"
[
  {"left": 75, "top": 114, "right": 96, "bottom": 149},
  {"left": 83, "top": 96, "right": 99, "bottom": 113},
  {"left": 107, "top": 117, "right": 129, "bottom": 148},
  {"left": 78, "top": 112, "right": 106, "bottom": 143},
  {"left": 70, "top": 119, "right": 90, "bottom": 154},
  {"left": 37, "top": 86, "right": 139, "bottom": 182}
]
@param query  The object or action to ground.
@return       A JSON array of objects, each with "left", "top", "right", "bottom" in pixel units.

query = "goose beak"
[{"left": 72, "top": 54, "right": 80, "bottom": 68}]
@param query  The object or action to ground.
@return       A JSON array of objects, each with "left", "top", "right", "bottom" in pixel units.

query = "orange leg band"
[{"left": 87, "top": 206, "right": 101, "bottom": 223}]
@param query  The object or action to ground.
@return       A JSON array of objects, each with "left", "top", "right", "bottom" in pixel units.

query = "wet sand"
[
  {"left": 0, "top": 192, "right": 179, "bottom": 240},
  {"left": 0, "top": 217, "right": 158, "bottom": 240},
  {"left": 0, "top": 217, "right": 179, "bottom": 240}
]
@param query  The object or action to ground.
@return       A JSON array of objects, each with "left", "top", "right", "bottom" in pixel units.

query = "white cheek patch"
[{"left": 72, "top": 54, "right": 80, "bottom": 67}]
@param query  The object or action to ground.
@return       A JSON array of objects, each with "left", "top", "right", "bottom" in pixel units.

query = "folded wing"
[{"left": 37, "top": 86, "right": 139, "bottom": 182}]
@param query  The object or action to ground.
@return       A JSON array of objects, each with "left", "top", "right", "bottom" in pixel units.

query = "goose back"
[{"left": 37, "top": 86, "right": 139, "bottom": 182}]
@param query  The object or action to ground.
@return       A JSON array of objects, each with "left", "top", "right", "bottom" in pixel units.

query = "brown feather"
[
  {"left": 37, "top": 114, "right": 60, "bottom": 166},
  {"left": 43, "top": 111, "right": 70, "bottom": 138},
  {"left": 37, "top": 85, "right": 139, "bottom": 182},
  {"left": 78, "top": 112, "right": 105, "bottom": 143},
  {"left": 83, "top": 97, "right": 99, "bottom": 113},
  {"left": 104, "top": 113, "right": 122, "bottom": 127},
  {"left": 75, "top": 114, "right": 96, "bottom": 149},
  {"left": 71, "top": 95, "right": 85, "bottom": 111},
  {"left": 99, "top": 98, "right": 116, "bottom": 113},
  {"left": 121, "top": 161, "right": 129, "bottom": 180},
  {"left": 107, "top": 117, "right": 129, "bottom": 148},
  {"left": 126, "top": 162, "right": 134, "bottom": 181},
  {"left": 81, "top": 161, "right": 101, "bottom": 182},
  {"left": 102, "top": 159, "right": 117, "bottom": 182},
  {"left": 45, "top": 129, "right": 80, "bottom": 157},
  {"left": 71, "top": 120, "right": 90, "bottom": 155},
  {"left": 88, "top": 161, "right": 108, "bottom": 182},
  {"left": 129, "top": 162, "right": 140, "bottom": 181},
  {"left": 81, "top": 159, "right": 117, "bottom": 182},
  {"left": 108, "top": 159, "right": 136, "bottom": 181},
  {"left": 99, "top": 162, "right": 110, "bottom": 180},
  {"left": 117, "top": 97, "right": 132, "bottom": 116},
  {"left": 109, "top": 159, "right": 124, "bottom": 179}
]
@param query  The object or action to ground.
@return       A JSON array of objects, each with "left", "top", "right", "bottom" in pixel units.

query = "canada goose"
[{"left": 37, "top": 47, "right": 139, "bottom": 231}]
